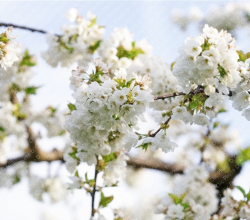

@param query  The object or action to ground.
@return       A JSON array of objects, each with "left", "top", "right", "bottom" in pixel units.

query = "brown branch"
[
  {"left": 0, "top": 135, "right": 241, "bottom": 200},
  {"left": 127, "top": 156, "right": 184, "bottom": 174},
  {"left": 0, "top": 127, "right": 64, "bottom": 168},
  {"left": 127, "top": 155, "right": 241, "bottom": 189},
  {"left": 154, "top": 92, "right": 186, "bottom": 100},
  {"left": 154, "top": 85, "right": 205, "bottom": 100}
]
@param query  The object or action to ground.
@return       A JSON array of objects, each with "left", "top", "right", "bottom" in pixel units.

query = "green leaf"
[
  {"left": 213, "top": 122, "right": 219, "bottom": 128},
  {"left": 114, "top": 78, "right": 126, "bottom": 88},
  {"left": 136, "top": 142, "right": 151, "bottom": 151},
  {"left": 189, "top": 100, "right": 199, "bottom": 110},
  {"left": 236, "top": 146, "right": 250, "bottom": 165},
  {"left": 25, "top": 86, "right": 39, "bottom": 95},
  {"left": 237, "top": 50, "right": 247, "bottom": 62},
  {"left": 169, "top": 193, "right": 181, "bottom": 204},
  {"left": 171, "top": 62, "right": 176, "bottom": 71},
  {"left": 116, "top": 45, "right": 144, "bottom": 60},
  {"left": 218, "top": 109, "right": 227, "bottom": 113},
  {"left": 246, "top": 52, "right": 250, "bottom": 60},
  {"left": 88, "top": 17, "right": 97, "bottom": 27},
  {"left": 236, "top": 186, "right": 246, "bottom": 198},
  {"left": 18, "top": 49, "right": 36, "bottom": 72},
  {"left": 181, "top": 203, "right": 190, "bottom": 210},
  {"left": 68, "top": 103, "right": 76, "bottom": 111},
  {"left": 0, "top": 35, "right": 9, "bottom": 43},
  {"left": 99, "top": 192, "right": 113, "bottom": 208},
  {"left": 68, "top": 148, "right": 78, "bottom": 160},
  {"left": 126, "top": 78, "right": 135, "bottom": 88},
  {"left": 180, "top": 192, "right": 188, "bottom": 201},
  {"left": 12, "top": 175, "right": 21, "bottom": 185},
  {"left": 85, "top": 173, "right": 89, "bottom": 181},
  {"left": 0, "top": 126, "right": 5, "bottom": 132},
  {"left": 218, "top": 65, "right": 227, "bottom": 78},
  {"left": 88, "top": 40, "right": 101, "bottom": 52},
  {"left": 102, "top": 152, "right": 118, "bottom": 163},
  {"left": 246, "top": 191, "right": 250, "bottom": 201}
]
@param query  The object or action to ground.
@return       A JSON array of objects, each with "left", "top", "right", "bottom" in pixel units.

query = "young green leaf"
[
  {"left": 99, "top": 192, "right": 113, "bottom": 208},
  {"left": 68, "top": 103, "right": 77, "bottom": 111},
  {"left": 236, "top": 186, "right": 246, "bottom": 198}
]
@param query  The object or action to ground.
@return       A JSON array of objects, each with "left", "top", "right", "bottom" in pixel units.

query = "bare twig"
[
  {"left": 91, "top": 164, "right": 99, "bottom": 217},
  {"left": 0, "top": 22, "right": 60, "bottom": 36},
  {"left": 150, "top": 117, "right": 171, "bottom": 137},
  {"left": 0, "top": 22, "right": 47, "bottom": 34}
]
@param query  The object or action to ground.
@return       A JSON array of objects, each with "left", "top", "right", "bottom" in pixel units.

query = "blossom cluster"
[
  {"left": 173, "top": 24, "right": 240, "bottom": 94},
  {"left": 65, "top": 58, "right": 153, "bottom": 167},
  {"left": 30, "top": 176, "right": 67, "bottom": 203},
  {"left": 127, "top": 55, "right": 179, "bottom": 96},
  {"left": 98, "top": 28, "right": 152, "bottom": 71},
  {"left": 169, "top": 24, "right": 250, "bottom": 125},
  {"left": 172, "top": 3, "right": 250, "bottom": 33},
  {"left": 43, "top": 8, "right": 104, "bottom": 67},
  {"left": 212, "top": 188, "right": 250, "bottom": 220},
  {"left": 155, "top": 164, "right": 218, "bottom": 220}
]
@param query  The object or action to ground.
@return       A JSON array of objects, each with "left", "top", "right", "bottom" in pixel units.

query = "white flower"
[
  {"left": 122, "top": 132, "right": 138, "bottom": 151},
  {"left": 204, "top": 85, "right": 215, "bottom": 95},
  {"left": 193, "top": 113, "right": 209, "bottom": 126},
  {"left": 166, "top": 204, "right": 185, "bottom": 219},
  {"left": 114, "top": 68, "right": 127, "bottom": 79},
  {"left": 172, "top": 106, "right": 193, "bottom": 124},
  {"left": 151, "top": 132, "right": 177, "bottom": 153},
  {"left": 66, "top": 8, "right": 78, "bottom": 22},
  {"left": 232, "top": 91, "right": 250, "bottom": 111},
  {"left": 185, "top": 164, "right": 209, "bottom": 182},
  {"left": 202, "top": 48, "right": 221, "bottom": 63},
  {"left": 239, "top": 205, "right": 250, "bottom": 220},
  {"left": 112, "top": 87, "right": 130, "bottom": 105},
  {"left": 205, "top": 93, "right": 225, "bottom": 108},
  {"left": 242, "top": 108, "right": 250, "bottom": 121},
  {"left": 184, "top": 38, "right": 203, "bottom": 57}
]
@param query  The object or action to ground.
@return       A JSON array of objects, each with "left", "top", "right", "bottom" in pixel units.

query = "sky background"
[{"left": 1, "top": 1, "right": 250, "bottom": 220}]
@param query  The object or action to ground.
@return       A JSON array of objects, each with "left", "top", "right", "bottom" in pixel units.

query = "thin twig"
[
  {"left": 154, "top": 92, "right": 186, "bottom": 100},
  {"left": 154, "top": 86, "right": 205, "bottom": 101},
  {"left": 200, "top": 118, "right": 212, "bottom": 163},
  {"left": 150, "top": 116, "right": 171, "bottom": 137},
  {"left": 91, "top": 164, "right": 99, "bottom": 217},
  {"left": 0, "top": 22, "right": 59, "bottom": 36}
]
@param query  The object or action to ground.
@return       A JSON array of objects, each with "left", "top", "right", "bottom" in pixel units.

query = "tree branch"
[
  {"left": 91, "top": 164, "right": 99, "bottom": 217},
  {"left": 150, "top": 117, "right": 171, "bottom": 137},
  {"left": 154, "top": 86, "right": 205, "bottom": 100},
  {"left": 154, "top": 92, "right": 186, "bottom": 100},
  {"left": 0, "top": 22, "right": 60, "bottom": 36},
  {"left": 126, "top": 155, "right": 241, "bottom": 189},
  {"left": 0, "top": 22, "right": 48, "bottom": 34}
]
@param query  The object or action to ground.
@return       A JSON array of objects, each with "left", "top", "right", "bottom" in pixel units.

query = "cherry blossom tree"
[{"left": 1, "top": 3, "right": 250, "bottom": 220}]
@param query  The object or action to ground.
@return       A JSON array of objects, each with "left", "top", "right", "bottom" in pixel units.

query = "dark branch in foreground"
[
  {"left": 0, "top": 22, "right": 59, "bottom": 36},
  {"left": 0, "top": 23, "right": 48, "bottom": 34}
]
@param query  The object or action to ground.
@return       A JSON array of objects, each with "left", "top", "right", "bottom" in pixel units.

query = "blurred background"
[{"left": 1, "top": 1, "right": 250, "bottom": 219}]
